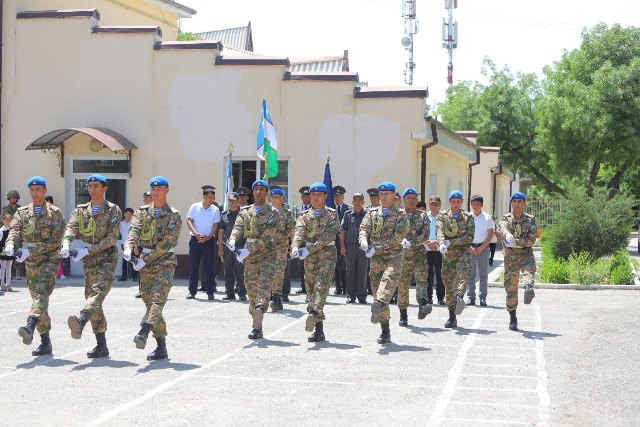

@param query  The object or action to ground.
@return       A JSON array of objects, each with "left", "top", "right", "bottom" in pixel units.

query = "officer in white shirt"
[
  {"left": 466, "top": 195, "right": 495, "bottom": 306},
  {"left": 186, "top": 185, "right": 220, "bottom": 300}
]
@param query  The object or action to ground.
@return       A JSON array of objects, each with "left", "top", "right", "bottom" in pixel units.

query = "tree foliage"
[{"left": 177, "top": 30, "right": 200, "bottom": 41}]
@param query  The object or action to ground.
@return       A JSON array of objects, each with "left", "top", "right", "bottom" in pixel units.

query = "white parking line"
[
  {"left": 466, "top": 362, "right": 535, "bottom": 369},
  {"left": 466, "top": 353, "right": 530, "bottom": 358},
  {"left": 449, "top": 400, "right": 537, "bottom": 409},
  {"left": 442, "top": 417, "right": 530, "bottom": 425},
  {"left": 428, "top": 309, "right": 486, "bottom": 427},
  {"left": 0, "top": 298, "right": 84, "bottom": 319},
  {"left": 193, "top": 374, "right": 443, "bottom": 389},
  {"left": 461, "top": 373, "right": 537, "bottom": 379},
  {"left": 535, "top": 303, "right": 551, "bottom": 426},
  {"left": 457, "top": 386, "right": 536, "bottom": 393}
]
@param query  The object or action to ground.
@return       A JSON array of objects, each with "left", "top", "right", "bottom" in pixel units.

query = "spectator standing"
[
  {"left": 0, "top": 214, "right": 15, "bottom": 291},
  {"left": 466, "top": 195, "right": 495, "bottom": 307},
  {"left": 425, "top": 196, "right": 445, "bottom": 305},
  {"left": 218, "top": 192, "right": 247, "bottom": 301}
]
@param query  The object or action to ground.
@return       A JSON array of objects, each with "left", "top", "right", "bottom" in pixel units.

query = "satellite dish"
[{"left": 401, "top": 36, "right": 411, "bottom": 47}]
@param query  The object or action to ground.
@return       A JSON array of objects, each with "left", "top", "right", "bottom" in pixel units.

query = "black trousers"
[
  {"left": 282, "top": 260, "right": 291, "bottom": 297},
  {"left": 345, "top": 243, "right": 368, "bottom": 300},
  {"left": 426, "top": 250, "right": 445, "bottom": 300},
  {"left": 223, "top": 246, "right": 246, "bottom": 297},
  {"left": 189, "top": 236, "right": 215, "bottom": 295},
  {"left": 489, "top": 242, "right": 497, "bottom": 262},
  {"left": 296, "top": 258, "right": 306, "bottom": 290},
  {"left": 334, "top": 246, "right": 347, "bottom": 291}
]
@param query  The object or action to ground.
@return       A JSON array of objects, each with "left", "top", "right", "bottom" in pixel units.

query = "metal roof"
[
  {"left": 155, "top": 0, "right": 197, "bottom": 17},
  {"left": 290, "top": 50, "right": 350, "bottom": 72},
  {"left": 196, "top": 22, "right": 253, "bottom": 51},
  {"left": 25, "top": 128, "right": 137, "bottom": 151}
]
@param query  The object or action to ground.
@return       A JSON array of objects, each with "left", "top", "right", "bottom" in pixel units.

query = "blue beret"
[
  {"left": 27, "top": 176, "right": 46, "bottom": 187},
  {"left": 270, "top": 188, "right": 284, "bottom": 196},
  {"left": 309, "top": 182, "right": 327, "bottom": 193},
  {"left": 510, "top": 191, "right": 526, "bottom": 201},
  {"left": 448, "top": 190, "right": 463, "bottom": 200},
  {"left": 402, "top": 188, "right": 418, "bottom": 197},
  {"left": 149, "top": 176, "right": 169, "bottom": 187},
  {"left": 377, "top": 182, "right": 396, "bottom": 192},
  {"left": 252, "top": 180, "right": 269, "bottom": 190},
  {"left": 87, "top": 174, "right": 107, "bottom": 184}
]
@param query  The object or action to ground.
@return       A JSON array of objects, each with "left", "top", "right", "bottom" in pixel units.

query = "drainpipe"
[
  {"left": 467, "top": 149, "right": 480, "bottom": 210},
  {"left": 490, "top": 165, "right": 500, "bottom": 217},
  {"left": 421, "top": 118, "right": 438, "bottom": 202}
]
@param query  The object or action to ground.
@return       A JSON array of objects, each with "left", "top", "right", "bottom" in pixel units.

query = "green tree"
[
  {"left": 177, "top": 30, "right": 200, "bottom": 41},
  {"left": 436, "top": 81, "right": 484, "bottom": 131}
]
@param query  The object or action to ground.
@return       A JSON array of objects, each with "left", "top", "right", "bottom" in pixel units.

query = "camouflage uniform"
[
  {"left": 292, "top": 206, "right": 339, "bottom": 323},
  {"left": 359, "top": 205, "right": 408, "bottom": 322},
  {"left": 124, "top": 203, "right": 182, "bottom": 338},
  {"left": 1, "top": 204, "right": 20, "bottom": 218},
  {"left": 6, "top": 203, "right": 64, "bottom": 333},
  {"left": 271, "top": 205, "right": 295, "bottom": 296},
  {"left": 398, "top": 210, "right": 430, "bottom": 308},
  {"left": 436, "top": 209, "right": 475, "bottom": 310},
  {"left": 62, "top": 201, "right": 121, "bottom": 333},
  {"left": 229, "top": 204, "right": 280, "bottom": 316},
  {"left": 498, "top": 213, "right": 537, "bottom": 312}
]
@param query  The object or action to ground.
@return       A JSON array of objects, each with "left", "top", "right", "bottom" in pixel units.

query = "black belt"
[{"left": 471, "top": 243, "right": 483, "bottom": 247}]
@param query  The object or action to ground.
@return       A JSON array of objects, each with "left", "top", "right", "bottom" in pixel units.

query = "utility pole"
[
  {"left": 401, "top": 0, "right": 418, "bottom": 85},
  {"left": 442, "top": 0, "right": 458, "bottom": 87}
]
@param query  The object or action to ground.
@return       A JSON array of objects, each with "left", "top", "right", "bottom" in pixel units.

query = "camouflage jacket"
[
  {"left": 274, "top": 205, "right": 295, "bottom": 245},
  {"left": 62, "top": 201, "right": 121, "bottom": 257},
  {"left": 124, "top": 203, "right": 182, "bottom": 265},
  {"left": 292, "top": 206, "right": 339, "bottom": 257},
  {"left": 498, "top": 213, "right": 537, "bottom": 249},
  {"left": 359, "top": 205, "right": 408, "bottom": 255},
  {"left": 229, "top": 204, "right": 280, "bottom": 258},
  {"left": 436, "top": 209, "right": 474, "bottom": 248},
  {"left": 402, "top": 209, "right": 430, "bottom": 249},
  {"left": 6, "top": 203, "right": 64, "bottom": 261},
  {"left": 1, "top": 204, "right": 20, "bottom": 218}
]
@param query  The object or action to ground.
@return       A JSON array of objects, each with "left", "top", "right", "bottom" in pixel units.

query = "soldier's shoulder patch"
[
  {"left": 240, "top": 206, "right": 251, "bottom": 211},
  {"left": 138, "top": 204, "right": 148, "bottom": 210},
  {"left": 77, "top": 202, "right": 90, "bottom": 208},
  {"left": 169, "top": 205, "right": 180, "bottom": 215},
  {"left": 525, "top": 213, "right": 535, "bottom": 219},
  {"left": 49, "top": 204, "right": 62, "bottom": 212},
  {"left": 326, "top": 207, "right": 337, "bottom": 212},
  {"left": 17, "top": 206, "right": 29, "bottom": 212},
  {"left": 168, "top": 221, "right": 177, "bottom": 230}
]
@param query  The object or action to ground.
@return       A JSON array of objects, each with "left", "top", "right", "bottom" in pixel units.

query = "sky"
[{"left": 178, "top": 0, "right": 640, "bottom": 107}]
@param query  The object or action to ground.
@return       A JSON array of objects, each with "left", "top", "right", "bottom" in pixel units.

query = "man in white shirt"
[
  {"left": 186, "top": 186, "right": 220, "bottom": 300},
  {"left": 425, "top": 195, "right": 445, "bottom": 305},
  {"left": 118, "top": 208, "right": 134, "bottom": 281},
  {"left": 467, "top": 195, "right": 495, "bottom": 306}
]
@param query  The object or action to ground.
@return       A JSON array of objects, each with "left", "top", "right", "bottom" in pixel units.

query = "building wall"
[
  {"left": 424, "top": 145, "right": 469, "bottom": 207},
  {"left": 471, "top": 150, "right": 499, "bottom": 215}
]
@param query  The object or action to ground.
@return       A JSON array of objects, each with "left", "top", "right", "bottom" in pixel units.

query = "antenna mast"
[
  {"left": 442, "top": 0, "right": 458, "bottom": 87},
  {"left": 401, "top": 0, "right": 418, "bottom": 85}
]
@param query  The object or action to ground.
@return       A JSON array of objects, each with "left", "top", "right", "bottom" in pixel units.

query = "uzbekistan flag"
[{"left": 257, "top": 99, "right": 278, "bottom": 179}]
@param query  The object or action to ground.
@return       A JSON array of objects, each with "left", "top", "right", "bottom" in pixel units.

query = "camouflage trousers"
[
  {"left": 81, "top": 250, "right": 117, "bottom": 333},
  {"left": 270, "top": 245, "right": 289, "bottom": 295},
  {"left": 442, "top": 246, "right": 471, "bottom": 310},
  {"left": 245, "top": 252, "right": 277, "bottom": 317},
  {"left": 305, "top": 247, "right": 337, "bottom": 322},
  {"left": 398, "top": 247, "right": 429, "bottom": 309},
  {"left": 504, "top": 247, "right": 536, "bottom": 312},
  {"left": 25, "top": 257, "right": 58, "bottom": 334},
  {"left": 370, "top": 250, "right": 403, "bottom": 322},
  {"left": 139, "top": 257, "right": 176, "bottom": 338}
]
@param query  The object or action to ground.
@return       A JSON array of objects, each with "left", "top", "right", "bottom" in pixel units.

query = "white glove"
[
  {"left": 237, "top": 248, "right": 250, "bottom": 263},
  {"left": 132, "top": 258, "right": 146, "bottom": 271},
  {"left": 439, "top": 244, "right": 448, "bottom": 255},
  {"left": 17, "top": 248, "right": 30, "bottom": 263},
  {"left": 359, "top": 241, "right": 368, "bottom": 252},
  {"left": 59, "top": 244, "right": 70, "bottom": 259},
  {"left": 227, "top": 240, "right": 236, "bottom": 251},
  {"left": 445, "top": 240, "right": 451, "bottom": 248},
  {"left": 123, "top": 248, "right": 132, "bottom": 261},
  {"left": 505, "top": 233, "right": 515, "bottom": 245},
  {"left": 72, "top": 247, "right": 89, "bottom": 263},
  {"left": 3, "top": 245, "right": 14, "bottom": 257},
  {"left": 422, "top": 243, "right": 429, "bottom": 251},
  {"left": 299, "top": 247, "right": 310, "bottom": 260},
  {"left": 401, "top": 238, "right": 411, "bottom": 249},
  {"left": 291, "top": 247, "right": 300, "bottom": 259},
  {"left": 365, "top": 247, "right": 376, "bottom": 258}
]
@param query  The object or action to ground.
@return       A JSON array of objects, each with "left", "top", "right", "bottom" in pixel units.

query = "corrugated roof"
[
  {"left": 196, "top": 22, "right": 253, "bottom": 51},
  {"left": 290, "top": 50, "right": 349, "bottom": 72}
]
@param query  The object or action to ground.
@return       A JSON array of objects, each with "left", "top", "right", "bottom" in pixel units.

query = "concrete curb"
[{"left": 488, "top": 282, "right": 640, "bottom": 290}]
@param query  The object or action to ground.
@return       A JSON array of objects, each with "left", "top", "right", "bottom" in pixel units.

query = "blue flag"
[{"left": 324, "top": 157, "right": 335, "bottom": 209}]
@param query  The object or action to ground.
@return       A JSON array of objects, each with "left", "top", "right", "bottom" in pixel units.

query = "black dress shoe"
[
  {"left": 186, "top": 294, "right": 195, "bottom": 300},
  {"left": 480, "top": 298, "right": 487, "bottom": 307},
  {"left": 198, "top": 286, "right": 206, "bottom": 292},
  {"left": 296, "top": 288, "right": 306, "bottom": 294},
  {"left": 346, "top": 298, "right": 356, "bottom": 304},
  {"left": 358, "top": 299, "right": 367, "bottom": 304},
  {"left": 239, "top": 295, "right": 247, "bottom": 301},
  {"left": 333, "top": 288, "right": 340, "bottom": 295},
  {"left": 437, "top": 299, "right": 446, "bottom": 306},
  {"left": 281, "top": 295, "right": 289, "bottom": 302},
  {"left": 207, "top": 294, "right": 215, "bottom": 301},
  {"left": 223, "top": 294, "right": 236, "bottom": 300}
]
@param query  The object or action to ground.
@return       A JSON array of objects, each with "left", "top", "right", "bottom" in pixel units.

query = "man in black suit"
[{"left": 332, "top": 186, "right": 351, "bottom": 295}]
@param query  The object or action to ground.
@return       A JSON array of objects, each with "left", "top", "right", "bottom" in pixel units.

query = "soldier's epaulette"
[
  {"left": 169, "top": 205, "right": 180, "bottom": 214},
  {"left": 525, "top": 213, "right": 535, "bottom": 219},
  {"left": 138, "top": 204, "right": 150, "bottom": 210},
  {"left": 17, "top": 205, "right": 30, "bottom": 212},
  {"left": 48, "top": 204, "right": 61, "bottom": 212},
  {"left": 326, "top": 207, "right": 337, "bottom": 212},
  {"left": 76, "top": 202, "right": 90, "bottom": 208},
  {"left": 241, "top": 205, "right": 251, "bottom": 211},
  {"left": 369, "top": 206, "right": 382, "bottom": 212},
  {"left": 300, "top": 207, "right": 311, "bottom": 214}
]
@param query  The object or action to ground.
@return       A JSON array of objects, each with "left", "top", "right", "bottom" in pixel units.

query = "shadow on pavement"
[
  {"left": 250, "top": 339, "right": 300, "bottom": 349},
  {"left": 16, "top": 356, "right": 78, "bottom": 370},
  {"left": 377, "top": 343, "right": 431, "bottom": 355},
  {"left": 307, "top": 341, "right": 361, "bottom": 351},
  {"left": 406, "top": 325, "right": 447, "bottom": 335},
  {"left": 71, "top": 358, "right": 139, "bottom": 371},
  {"left": 454, "top": 327, "right": 497, "bottom": 337},
  {"left": 521, "top": 330, "right": 562, "bottom": 340},
  {"left": 136, "top": 360, "right": 200, "bottom": 374}
]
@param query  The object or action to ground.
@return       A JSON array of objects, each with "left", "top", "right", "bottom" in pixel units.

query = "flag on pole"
[
  {"left": 323, "top": 156, "right": 336, "bottom": 209},
  {"left": 225, "top": 153, "right": 234, "bottom": 210},
  {"left": 257, "top": 99, "right": 278, "bottom": 180}
]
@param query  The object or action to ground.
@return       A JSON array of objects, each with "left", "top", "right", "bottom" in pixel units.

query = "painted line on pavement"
[
  {"left": 449, "top": 400, "right": 537, "bottom": 409},
  {"left": 428, "top": 309, "right": 486, "bottom": 427},
  {"left": 461, "top": 373, "right": 537, "bottom": 379},
  {"left": 457, "top": 386, "right": 536, "bottom": 393},
  {"left": 0, "top": 298, "right": 84, "bottom": 319},
  {"left": 466, "top": 362, "right": 535, "bottom": 369},
  {"left": 442, "top": 417, "right": 530, "bottom": 425},
  {"left": 535, "top": 303, "right": 551, "bottom": 426},
  {"left": 193, "top": 374, "right": 443, "bottom": 389},
  {"left": 466, "top": 353, "right": 530, "bottom": 358}
]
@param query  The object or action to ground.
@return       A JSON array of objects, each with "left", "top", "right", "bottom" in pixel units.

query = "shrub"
[
  {"left": 566, "top": 252, "right": 609, "bottom": 285},
  {"left": 540, "top": 258, "right": 569, "bottom": 284},
  {"left": 608, "top": 249, "right": 636, "bottom": 285}
]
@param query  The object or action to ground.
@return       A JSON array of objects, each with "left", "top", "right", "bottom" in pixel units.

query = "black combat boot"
[
  {"left": 134, "top": 323, "right": 152, "bottom": 349},
  {"left": 305, "top": 310, "right": 317, "bottom": 332},
  {"left": 252, "top": 307, "right": 264, "bottom": 330},
  {"left": 418, "top": 298, "right": 432, "bottom": 320},
  {"left": 147, "top": 337, "right": 168, "bottom": 361},
  {"left": 248, "top": 328, "right": 263, "bottom": 339},
  {"left": 308, "top": 321, "right": 325, "bottom": 342},
  {"left": 68, "top": 312, "right": 89, "bottom": 340},
  {"left": 370, "top": 300, "right": 384, "bottom": 324},
  {"left": 399, "top": 308, "right": 408, "bottom": 327},
  {"left": 444, "top": 309, "right": 457, "bottom": 329},
  {"left": 295, "top": 286, "right": 306, "bottom": 294},
  {"left": 87, "top": 333, "right": 109, "bottom": 358},
  {"left": 18, "top": 316, "right": 39, "bottom": 345},
  {"left": 270, "top": 294, "right": 283, "bottom": 312},
  {"left": 377, "top": 321, "right": 391, "bottom": 344},
  {"left": 523, "top": 285, "right": 535, "bottom": 304},
  {"left": 32, "top": 332, "right": 52, "bottom": 356},
  {"left": 455, "top": 294, "right": 466, "bottom": 315},
  {"left": 509, "top": 310, "right": 518, "bottom": 331}
]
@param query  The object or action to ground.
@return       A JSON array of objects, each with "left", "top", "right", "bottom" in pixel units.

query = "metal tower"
[
  {"left": 401, "top": 0, "right": 418, "bottom": 85},
  {"left": 442, "top": 0, "right": 458, "bottom": 87}
]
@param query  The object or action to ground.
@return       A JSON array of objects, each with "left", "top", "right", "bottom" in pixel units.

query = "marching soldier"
[
  {"left": 292, "top": 186, "right": 311, "bottom": 295},
  {"left": 291, "top": 182, "right": 339, "bottom": 342},
  {"left": 498, "top": 192, "right": 537, "bottom": 331},
  {"left": 359, "top": 182, "right": 408, "bottom": 344},
  {"left": 124, "top": 176, "right": 182, "bottom": 361},
  {"left": 397, "top": 188, "right": 431, "bottom": 327},
  {"left": 61, "top": 174, "right": 121, "bottom": 358},
  {"left": 269, "top": 187, "right": 295, "bottom": 311},
  {"left": 4, "top": 176, "right": 64, "bottom": 355},
  {"left": 228, "top": 180, "right": 280, "bottom": 339},
  {"left": 332, "top": 186, "right": 350, "bottom": 295},
  {"left": 365, "top": 187, "right": 380, "bottom": 296},
  {"left": 2, "top": 190, "right": 21, "bottom": 217},
  {"left": 436, "top": 190, "right": 475, "bottom": 329}
]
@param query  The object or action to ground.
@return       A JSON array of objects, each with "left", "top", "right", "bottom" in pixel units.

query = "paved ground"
[{"left": 1, "top": 273, "right": 639, "bottom": 426}]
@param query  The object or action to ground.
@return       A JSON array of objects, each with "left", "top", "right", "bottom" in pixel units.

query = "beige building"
[{"left": 1, "top": 2, "right": 434, "bottom": 276}]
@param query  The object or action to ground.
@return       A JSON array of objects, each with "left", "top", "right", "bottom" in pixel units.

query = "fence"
[{"left": 526, "top": 198, "right": 564, "bottom": 229}]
